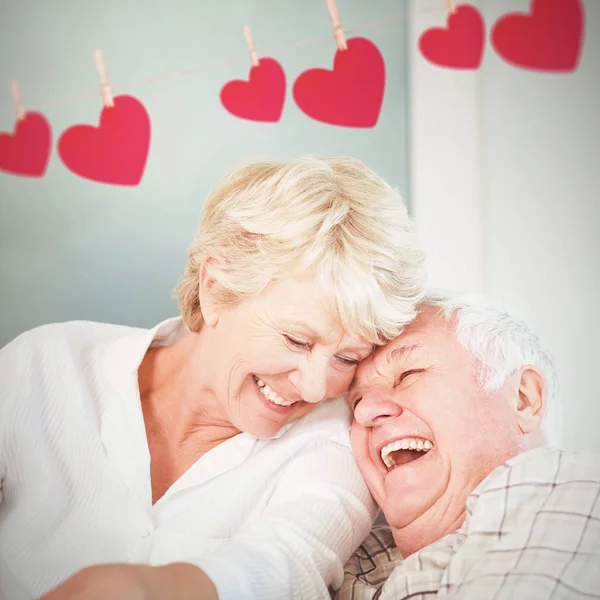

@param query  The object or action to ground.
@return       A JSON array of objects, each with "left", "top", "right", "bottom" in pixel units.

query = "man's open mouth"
[{"left": 380, "top": 437, "right": 433, "bottom": 470}]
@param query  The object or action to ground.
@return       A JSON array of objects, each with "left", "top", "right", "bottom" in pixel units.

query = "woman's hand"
[
  {"left": 39, "top": 564, "right": 149, "bottom": 600},
  {"left": 39, "top": 563, "right": 218, "bottom": 600}
]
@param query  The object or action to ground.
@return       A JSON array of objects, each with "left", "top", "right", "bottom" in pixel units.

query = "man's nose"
[
  {"left": 288, "top": 355, "right": 329, "bottom": 404},
  {"left": 353, "top": 390, "right": 403, "bottom": 426}
]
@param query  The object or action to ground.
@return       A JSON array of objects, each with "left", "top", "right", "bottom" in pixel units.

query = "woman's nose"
[
  {"left": 288, "top": 356, "right": 329, "bottom": 404},
  {"left": 353, "top": 390, "right": 403, "bottom": 426}
]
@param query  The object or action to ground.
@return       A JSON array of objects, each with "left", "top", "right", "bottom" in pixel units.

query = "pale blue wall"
[{"left": 0, "top": 0, "right": 410, "bottom": 346}]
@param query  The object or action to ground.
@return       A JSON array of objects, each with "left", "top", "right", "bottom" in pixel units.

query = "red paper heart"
[
  {"left": 0, "top": 112, "right": 52, "bottom": 178},
  {"left": 58, "top": 95, "right": 151, "bottom": 186},
  {"left": 292, "top": 37, "right": 385, "bottom": 128},
  {"left": 419, "top": 5, "right": 485, "bottom": 69},
  {"left": 220, "top": 58, "right": 286, "bottom": 123},
  {"left": 491, "top": 0, "right": 584, "bottom": 72}
]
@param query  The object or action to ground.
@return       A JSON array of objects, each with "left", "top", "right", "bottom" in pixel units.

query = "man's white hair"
[{"left": 421, "top": 290, "right": 561, "bottom": 447}]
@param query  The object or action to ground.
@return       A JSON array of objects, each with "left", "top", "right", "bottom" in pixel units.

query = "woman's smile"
[{"left": 252, "top": 374, "right": 299, "bottom": 414}]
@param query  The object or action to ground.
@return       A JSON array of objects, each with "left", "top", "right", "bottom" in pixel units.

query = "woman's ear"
[
  {"left": 198, "top": 258, "right": 224, "bottom": 327},
  {"left": 513, "top": 365, "right": 546, "bottom": 435}
]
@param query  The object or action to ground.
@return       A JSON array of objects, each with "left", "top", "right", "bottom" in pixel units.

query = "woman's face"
[{"left": 201, "top": 274, "right": 374, "bottom": 438}]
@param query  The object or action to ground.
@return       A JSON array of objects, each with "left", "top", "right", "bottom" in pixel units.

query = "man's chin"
[
  {"left": 382, "top": 495, "right": 438, "bottom": 530},
  {"left": 381, "top": 464, "right": 446, "bottom": 529}
]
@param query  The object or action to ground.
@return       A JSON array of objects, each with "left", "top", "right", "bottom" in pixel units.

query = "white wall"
[
  {"left": 408, "top": 1, "right": 484, "bottom": 293},
  {"left": 409, "top": 0, "right": 600, "bottom": 452}
]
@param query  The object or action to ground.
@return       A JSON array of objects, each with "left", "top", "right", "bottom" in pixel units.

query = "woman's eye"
[
  {"left": 336, "top": 356, "right": 360, "bottom": 366},
  {"left": 284, "top": 335, "right": 310, "bottom": 349},
  {"left": 331, "top": 356, "right": 359, "bottom": 371}
]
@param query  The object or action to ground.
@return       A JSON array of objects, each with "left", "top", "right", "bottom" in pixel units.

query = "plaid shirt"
[{"left": 337, "top": 448, "right": 600, "bottom": 600}]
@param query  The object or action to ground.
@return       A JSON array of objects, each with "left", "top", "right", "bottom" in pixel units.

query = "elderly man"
[{"left": 338, "top": 292, "right": 600, "bottom": 600}]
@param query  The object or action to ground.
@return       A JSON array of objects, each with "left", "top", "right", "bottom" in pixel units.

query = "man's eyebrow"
[
  {"left": 348, "top": 344, "right": 422, "bottom": 396},
  {"left": 386, "top": 344, "right": 421, "bottom": 364}
]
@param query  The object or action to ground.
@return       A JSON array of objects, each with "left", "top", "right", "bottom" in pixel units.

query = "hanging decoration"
[
  {"left": 491, "top": 0, "right": 584, "bottom": 73},
  {"left": 0, "top": 2, "right": 590, "bottom": 185},
  {"left": 293, "top": 0, "right": 385, "bottom": 128},
  {"left": 57, "top": 50, "right": 151, "bottom": 186},
  {"left": 220, "top": 26, "right": 286, "bottom": 123},
  {"left": 419, "top": 2, "right": 485, "bottom": 70},
  {"left": 0, "top": 80, "right": 52, "bottom": 178}
]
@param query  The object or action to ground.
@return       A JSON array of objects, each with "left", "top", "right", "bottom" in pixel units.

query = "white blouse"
[{"left": 0, "top": 318, "right": 377, "bottom": 600}]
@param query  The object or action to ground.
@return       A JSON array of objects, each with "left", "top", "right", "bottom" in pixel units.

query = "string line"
[{"left": 2, "top": 4, "right": 445, "bottom": 114}]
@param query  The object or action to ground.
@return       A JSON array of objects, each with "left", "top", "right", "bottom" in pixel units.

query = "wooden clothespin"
[
  {"left": 93, "top": 49, "right": 114, "bottom": 108},
  {"left": 243, "top": 25, "right": 259, "bottom": 68},
  {"left": 446, "top": 0, "right": 457, "bottom": 15},
  {"left": 326, "top": 0, "right": 347, "bottom": 51},
  {"left": 10, "top": 79, "right": 25, "bottom": 120}
]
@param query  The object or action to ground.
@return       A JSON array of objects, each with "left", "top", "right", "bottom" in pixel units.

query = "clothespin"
[
  {"left": 446, "top": 0, "right": 457, "bottom": 15},
  {"left": 243, "top": 25, "right": 259, "bottom": 68},
  {"left": 10, "top": 79, "right": 24, "bottom": 120},
  {"left": 93, "top": 49, "right": 114, "bottom": 108},
  {"left": 326, "top": 0, "right": 347, "bottom": 51}
]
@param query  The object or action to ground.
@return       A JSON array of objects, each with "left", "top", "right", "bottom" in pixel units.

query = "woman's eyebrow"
[
  {"left": 340, "top": 344, "right": 374, "bottom": 355},
  {"left": 279, "top": 320, "right": 320, "bottom": 338}
]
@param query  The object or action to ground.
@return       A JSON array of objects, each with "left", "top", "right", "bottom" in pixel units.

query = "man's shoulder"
[
  {"left": 466, "top": 446, "right": 600, "bottom": 536},
  {"left": 336, "top": 526, "right": 399, "bottom": 600},
  {"left": 354, "top": 525, "right": 397, "bottom": 557},
  {"left": 480, "top": 447, "right": 600, "bottom": 492},
  {"left": 453, "top": 448, "right": 600, "bottom": 599}
]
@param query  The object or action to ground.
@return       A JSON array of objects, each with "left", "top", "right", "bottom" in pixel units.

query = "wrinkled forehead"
[{"left": 354, "top": 308, "right": 455, "bottom": 377}]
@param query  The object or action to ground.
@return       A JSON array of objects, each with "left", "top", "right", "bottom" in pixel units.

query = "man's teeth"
[
  {"left": 380, "top": 438, "right": 433, "bottom": 469},
  {"left": 253, "top": 376, "right": 297, "bottom": 407}
]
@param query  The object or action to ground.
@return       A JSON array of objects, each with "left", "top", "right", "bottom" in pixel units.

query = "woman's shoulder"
[
  {"left": 0, "top": 320, "right": 148, "bottom": 371},
  {"left": 278, "top": 396, "right": 353, "bottom": 448}
]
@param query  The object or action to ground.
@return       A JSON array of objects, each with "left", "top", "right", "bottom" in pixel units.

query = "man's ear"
[
  {"left": 198, "top": 257, "right": 224, "bottom": 327},
  {"left": 513, "top": 365, "right": 545, "bottom": 435}
]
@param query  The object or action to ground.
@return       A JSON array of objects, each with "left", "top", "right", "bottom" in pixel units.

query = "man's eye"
[
  {"left": 284, "top": 335, "right": 310, "bottom": 349},
  {"left": 394, "top": 369, "right": 424, "bottom": 386}
]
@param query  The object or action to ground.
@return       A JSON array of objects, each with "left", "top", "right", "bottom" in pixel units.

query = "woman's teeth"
[{"left": 253, "top": 376, "right": 297, "bottom": 407}]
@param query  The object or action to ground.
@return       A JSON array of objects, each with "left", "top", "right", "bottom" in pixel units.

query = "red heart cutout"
[
  {"left": 58, "top": 95, "right": 151, "bottom": 186},
  {"left": 491, "top": 0, "right": 584, "bottom": 72},
  {"left": 292, "top": 37, "right": 385, "bottom": 128},
  {"left": 419, "top": 4, "right": 485, "bottom": 69},
  {"left": 0, "top": 112, "right": 52, "bottom": 178},
  {"left": 220, "top": 58, "right": 286, "bottom": 123}
]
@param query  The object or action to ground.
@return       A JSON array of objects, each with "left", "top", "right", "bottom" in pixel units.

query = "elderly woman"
[{"left": 0, "top": 156, "right": 425, "bottom": 600}]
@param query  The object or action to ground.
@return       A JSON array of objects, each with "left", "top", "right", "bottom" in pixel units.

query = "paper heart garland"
[
  {"left": 419, "top": 4, "right": 485, "bottom": 70},
  {"left": 491, "top": 0, "right": 584, "bottom": 72},
  {"left": 0, "top": 112, "right": 52, "bottom": 178},
  {"left": 220, "top": 58, "right": 286, "bottom": 122},
  {"left": 292, "top": 37, "right": 385, "bottom": 128},
  {"left": 58, "top": 95, "right": 151, "bottom": 186}
]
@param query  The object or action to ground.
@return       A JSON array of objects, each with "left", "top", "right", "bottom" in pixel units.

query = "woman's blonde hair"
[{"left": 175, "top": 155, "right": 425, "bottom": 345}]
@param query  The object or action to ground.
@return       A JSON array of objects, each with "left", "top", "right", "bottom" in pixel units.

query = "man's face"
[{"left": 349, "top": 307, "right": 523, "bottom": 551}]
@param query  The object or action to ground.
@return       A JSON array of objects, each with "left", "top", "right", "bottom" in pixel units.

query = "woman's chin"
[
  {"left": 234, "top": 377, "right": 316, "bottom": 438},
  {"left": 240, "top": 418, "right": 286, "bottom": 440}
]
